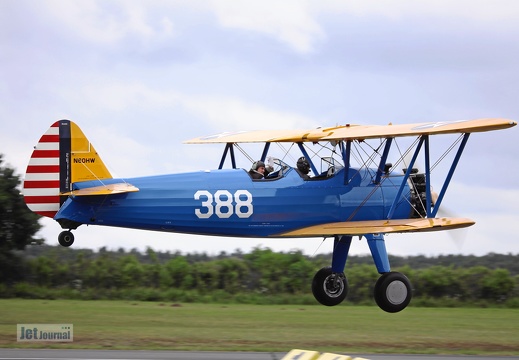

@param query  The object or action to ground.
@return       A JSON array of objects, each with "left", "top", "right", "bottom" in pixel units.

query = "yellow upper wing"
[
  {"left": 183, "top": 128, "right": 336, "bottom": 144},
  {"left": 184, "top": 118, "right": 516, "bottom": 144},
  {"left": 321, "top": 118, "right": 516, "bottom": 141},
  {"left": 277, "top": 217, "right": 475, "bottom": 237}
]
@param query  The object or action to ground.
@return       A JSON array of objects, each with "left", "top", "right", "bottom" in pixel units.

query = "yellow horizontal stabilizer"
[
  {"left": 278, "top": 217, "right": 475, "bottom": 237},
  {"left": 184, "top": 118, "right": 516, "bottom": 144},
  {"left": 61, "top": 183, "right": 139, "bottom": 196}
]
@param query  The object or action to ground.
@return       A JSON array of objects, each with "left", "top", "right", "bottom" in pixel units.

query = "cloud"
[
  {"left": 41, "top": 0, "right": 174, "bottom": 45},
  {"left": 210, "top": 0, "right": 324, "bottom": 53},
  {"left": 181, "top": 95, "right": 318, "bottom": 130},
  {"left": 316, "top": 0, "right": 519, "bottom": 22},
  {"left": 33, "top": 1, "right": 326, "bottom": 54},
  {"left": 58, "top": 78, "right": 318, "bottom": 131}
]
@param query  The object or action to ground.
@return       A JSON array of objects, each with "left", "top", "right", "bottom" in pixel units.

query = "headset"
[
  {"left": 297, "top": 157, "right": 310, "bottom": 173},
  {"left": 252, "top": 161, "right": 265, "bottom": 170}
]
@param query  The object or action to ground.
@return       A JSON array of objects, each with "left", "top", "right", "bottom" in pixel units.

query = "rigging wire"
[{"left": 234, "top": 143, "right": 255, "bottom": 163}]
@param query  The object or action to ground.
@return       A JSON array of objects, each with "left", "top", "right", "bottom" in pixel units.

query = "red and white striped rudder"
[{"left": 23, "top": 121, "right": 62, "bottom": 218}]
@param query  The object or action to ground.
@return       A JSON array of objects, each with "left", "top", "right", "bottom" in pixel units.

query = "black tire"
[
  {"left": 58, "top": 231, "right": 74, "bottom": 247},
  {"left": 311, "top": 267, "right": 348, "bottom": 306},
  {"left": 374, "top": 272, "right": 412, "bottom": 313}
]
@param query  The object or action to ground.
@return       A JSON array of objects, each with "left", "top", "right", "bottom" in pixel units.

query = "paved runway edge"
[{"left": 0, "top": 349, "right": 517, "bottom": 360}]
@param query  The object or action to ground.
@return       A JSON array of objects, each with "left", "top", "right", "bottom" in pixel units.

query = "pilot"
[
  {"left": 296, "top": 157, "right": 311, "bottom": 180},
  {"left": 249, "top": 161, "right": 266, "bottom": 179}
]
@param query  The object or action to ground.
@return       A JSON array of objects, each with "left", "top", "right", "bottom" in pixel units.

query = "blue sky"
[{"left": 1, "top": 1, "right": 518, "bottom": 256}]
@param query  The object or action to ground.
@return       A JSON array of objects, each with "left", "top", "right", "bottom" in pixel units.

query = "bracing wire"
[{"left": 234, "top": 143, "right": 255, "bottom": 163}]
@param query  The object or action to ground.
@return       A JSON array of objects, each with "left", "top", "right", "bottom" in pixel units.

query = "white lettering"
[
  {"left": 214, "top": 190, "right": 233, "bottom": 219},
  {"left": 234, "top": 190, "right": 253, "bottom": 218},
  {"left": 194, "top": 190, "right": 213, "bottom": 219},
  {"left": 194, "top": 190, "right": 253, "bottom": 219}
]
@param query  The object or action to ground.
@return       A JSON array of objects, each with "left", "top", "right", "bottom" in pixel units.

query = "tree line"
[{"left": 1, "top": 245, "right": 517, "bottom": 308}]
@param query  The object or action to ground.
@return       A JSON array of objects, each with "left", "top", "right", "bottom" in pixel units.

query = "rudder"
[{"left": 23, "top": 120, "right": 112, "bottom": 218}]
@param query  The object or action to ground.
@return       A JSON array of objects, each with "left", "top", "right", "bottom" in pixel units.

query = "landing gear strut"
[
  {"left": 312, "top": 233, "right": 413, "bottom": 312},
  {"left": 58, "top": 230, "right": 74, "bottom": 247}
]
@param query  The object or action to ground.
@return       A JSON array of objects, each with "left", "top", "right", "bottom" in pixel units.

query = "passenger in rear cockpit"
[{"left": 296, "top": 157, "right": 311, "bottom": 180}]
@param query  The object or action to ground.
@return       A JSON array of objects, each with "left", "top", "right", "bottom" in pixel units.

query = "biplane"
[{"left": 23, "top": 118, "right": 516, "bottom": 312}]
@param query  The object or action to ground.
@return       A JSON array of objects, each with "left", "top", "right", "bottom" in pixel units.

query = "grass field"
[{"left": 0, "top": 300, "right": 518, "bottom": 355}]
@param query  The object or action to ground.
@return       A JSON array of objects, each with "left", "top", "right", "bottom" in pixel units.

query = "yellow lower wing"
[
  {"left": 278, "top": 217, "right": 475, "bottom": 237},
  {"left": 61, "top": 183, "right": 139, "bottom": 196}
]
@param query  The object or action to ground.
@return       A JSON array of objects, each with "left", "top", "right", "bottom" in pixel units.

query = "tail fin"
[{"left": 23, "top": 120, "right": 112, "bottom": 218}]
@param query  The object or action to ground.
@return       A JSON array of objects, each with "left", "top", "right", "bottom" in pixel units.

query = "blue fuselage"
[{"left": 55, "top": 167, "right": 413, "bottom": 237}]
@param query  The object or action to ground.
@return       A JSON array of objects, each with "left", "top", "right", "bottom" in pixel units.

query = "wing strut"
[
  {"left": 387, "top": 133, "right": 471, "bottom": 219},
  {"left": 218, "top": 143, "right": 237, "bottom": 169},
  {"left": 375, "top": 138, "right": 393, "bottom": 184},
  {"left": 424, "top": 135, "right": 432, "bottom": 217},
  {"left": 387, "top": 136, "right": 425, "bottom": 219},
  {"left": 260, "top": 142, "right": 271, "bottom": 162},
  {"left": 342, "top": 140, "right": 351, "bottom": 185},
  {"left": 430, "top": 133, "right": 470, "bottom": 217}
]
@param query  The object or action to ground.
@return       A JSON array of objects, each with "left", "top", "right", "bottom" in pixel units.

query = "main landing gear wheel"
[
  {"left": 374, "top": 272, "right": 412, "bottom": 313},
  {"left": 312, "top": 267, "right": 348, "bottom": 306},
  {"left": 58, "top": 231, "right": 75, "bottom": 247}
]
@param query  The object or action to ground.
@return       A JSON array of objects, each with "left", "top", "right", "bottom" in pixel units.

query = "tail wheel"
[
  {"left": 312, "top": 267, "right": 348, "bottom": 306},
  {"left": 58, "top": 231, "right": 75, "bottom": 247},
  {"left": 374, "top": 272, "right": 412, "bottom": 313}
]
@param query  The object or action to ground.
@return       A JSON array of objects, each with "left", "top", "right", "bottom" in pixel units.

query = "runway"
[{"left": 0, "top": 349, "right": 517, "bottom": 360}]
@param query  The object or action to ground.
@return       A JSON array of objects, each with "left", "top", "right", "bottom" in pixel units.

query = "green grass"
[{"left": 0, "top": 300, "right": 518, "bottom": 355}]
